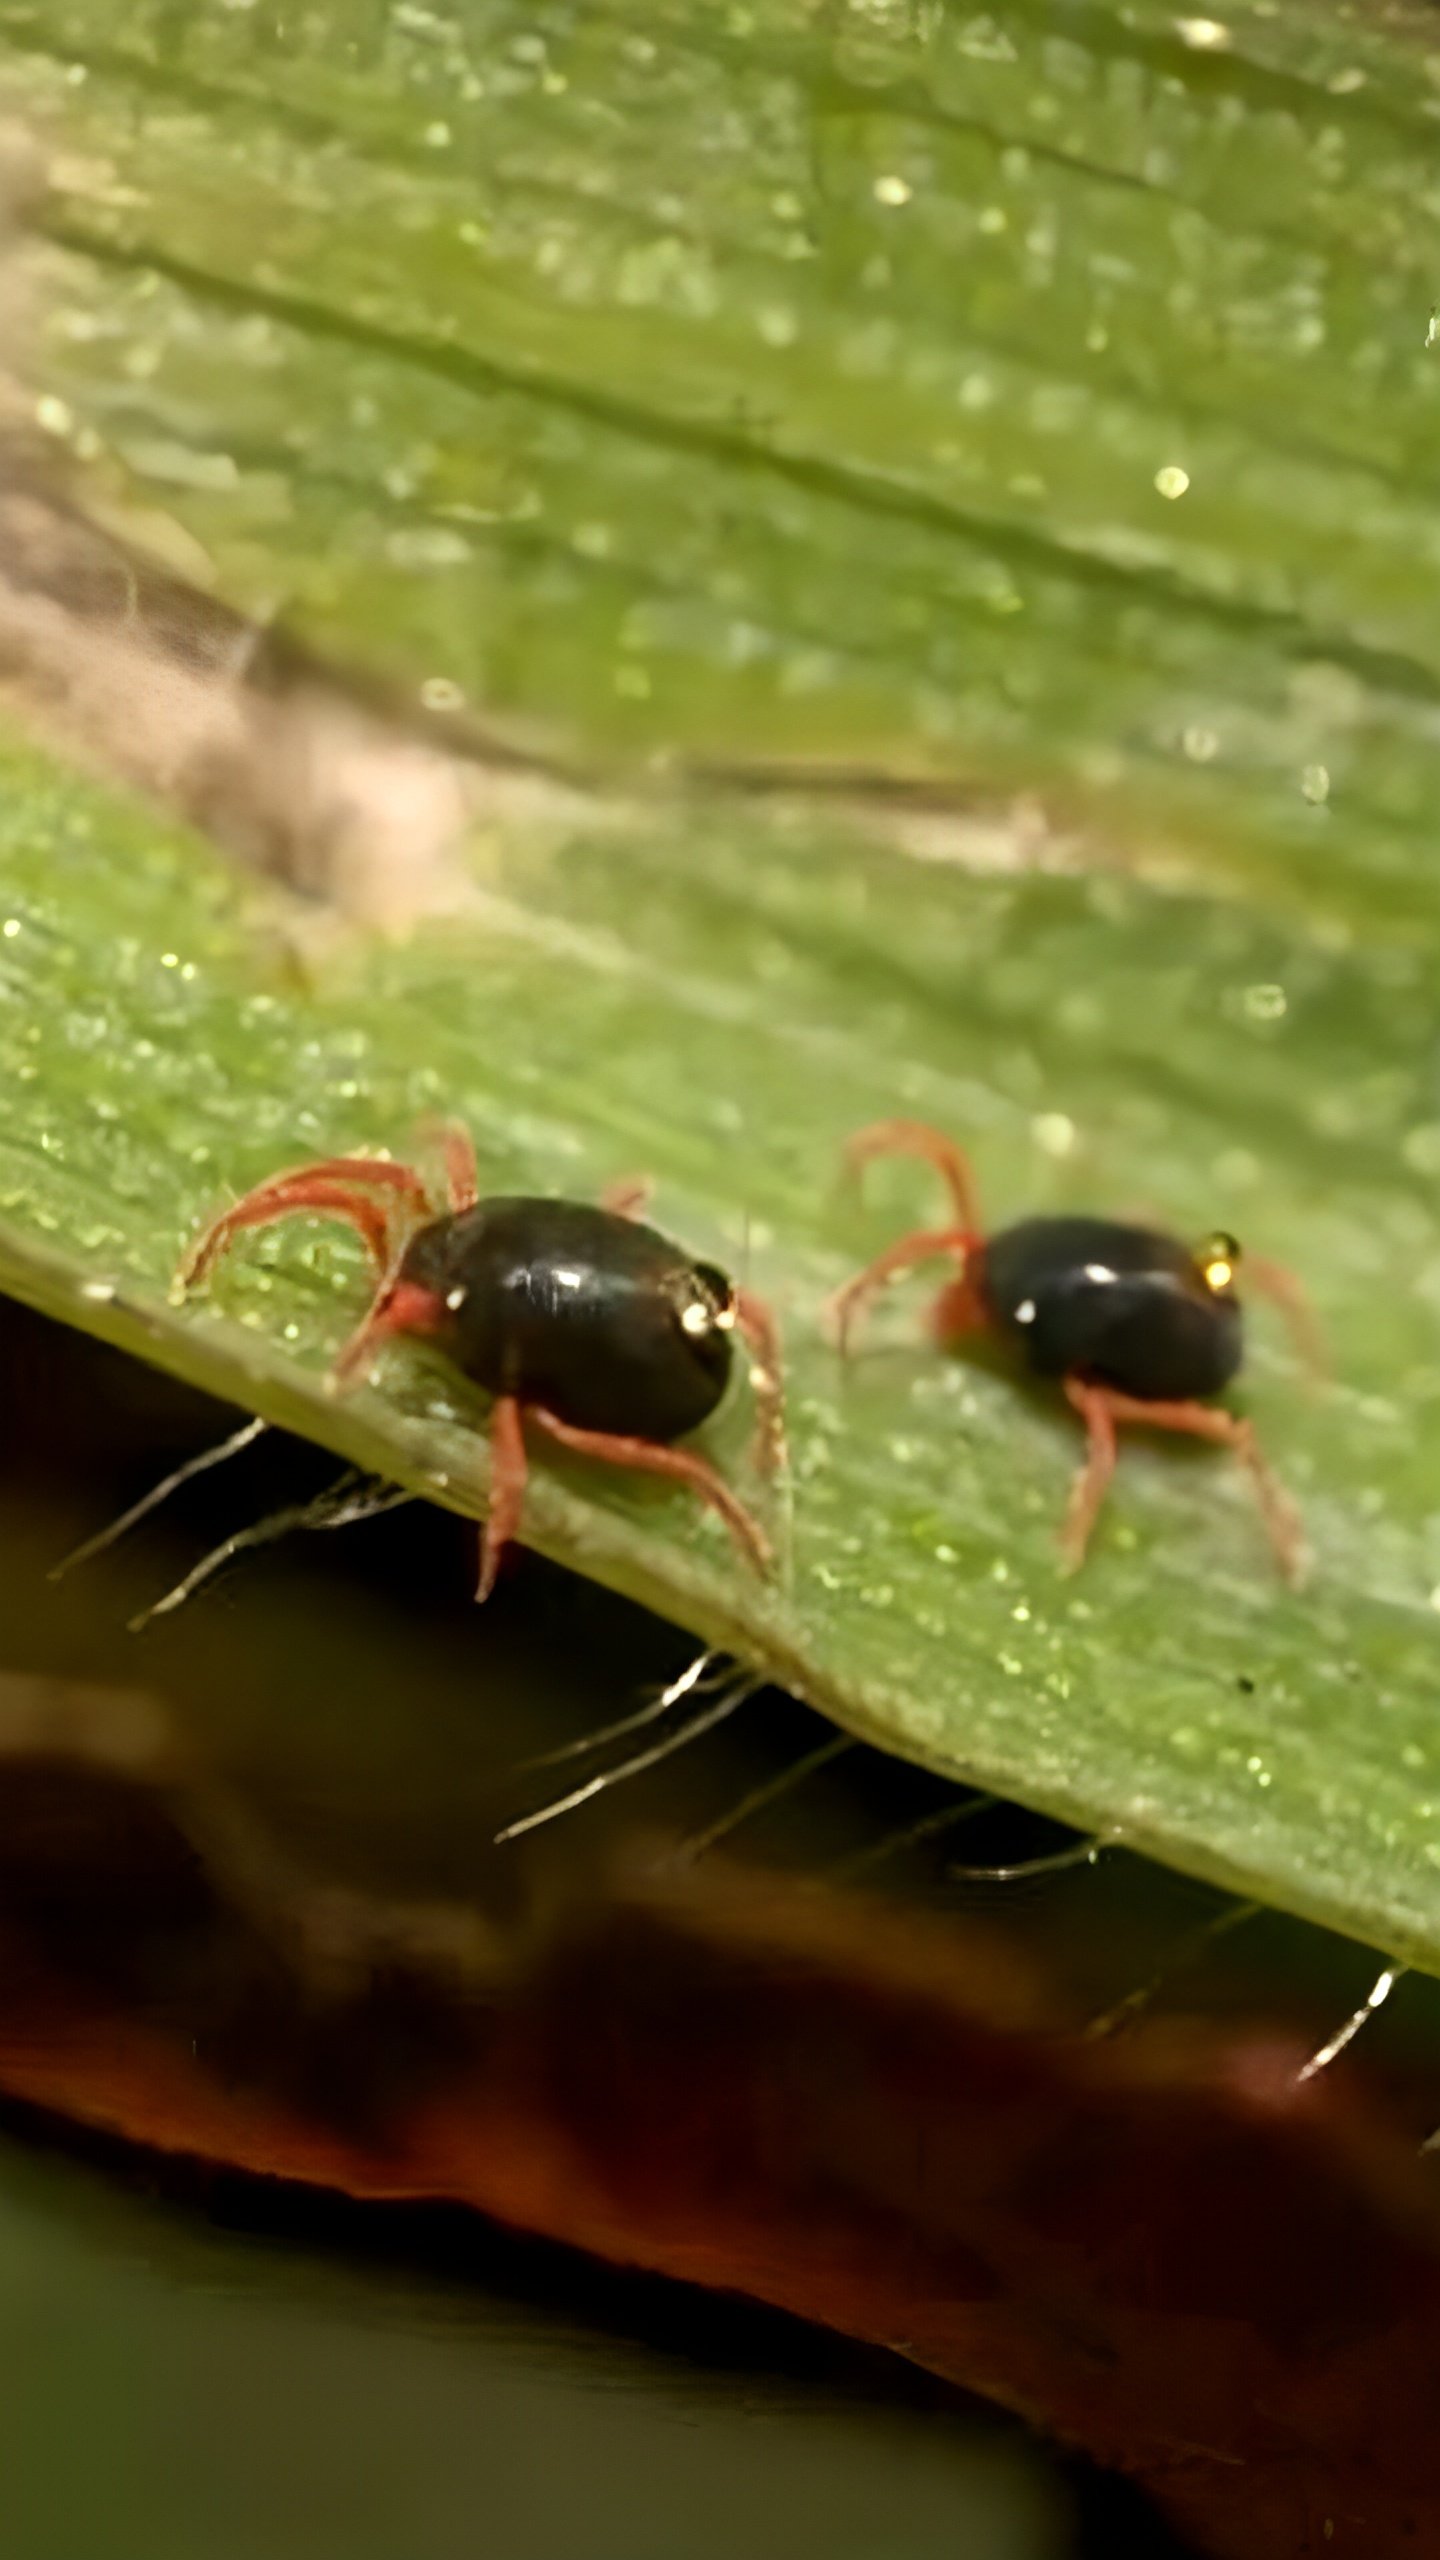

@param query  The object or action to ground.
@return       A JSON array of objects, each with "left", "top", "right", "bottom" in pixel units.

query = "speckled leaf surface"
[
  {"left": 7, "top": 0, "right": 1440, "bottom": 929},
  {"left": 0, "top": 0, "right": 1437, "bottom": 1967},
  {"left": 0, "top": 737, "right": 1437, "bottom": 1967}
]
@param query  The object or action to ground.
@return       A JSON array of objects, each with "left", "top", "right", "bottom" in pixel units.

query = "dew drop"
[{"left": 1032, "top": 1111, "right": 1075, "bottom": 1157}]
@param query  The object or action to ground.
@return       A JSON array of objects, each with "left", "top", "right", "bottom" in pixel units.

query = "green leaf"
[
  {"left": 0, "top": 0, "right": 1438, "bottom": 1973},
  {"left": 1, "top": 730, "right": 1436, "bottom": 1970},
  {"left": 12, "top": 0, "right": 1440, "bottom": 931}
]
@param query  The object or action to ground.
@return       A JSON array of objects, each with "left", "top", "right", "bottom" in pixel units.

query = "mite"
[
  {"left": 176, "top": 1126, "right": 781, "bottom": 1598},
  {"left": 829, "top": 1119, "right": 1315, "bottom": 1582}
]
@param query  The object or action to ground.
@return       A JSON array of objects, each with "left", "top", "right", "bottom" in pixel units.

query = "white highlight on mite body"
[
  {"left": 445, "top": 1285, "right": 466, "bottom": 1310},
  {"left": 1083, "top": 1263, "right": 1118, "bottom": 1286},
  {"left": 1015, "top": 1298, "right": 1036, "bottom": 1325}
]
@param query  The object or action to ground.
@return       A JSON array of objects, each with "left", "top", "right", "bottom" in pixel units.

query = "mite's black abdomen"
[
  {"left": 398, "top": 1197, "right": 735, "bottom": 1440},
  {"left": 980, "top": 1215, "right": 1243, "bottom": 1402}
]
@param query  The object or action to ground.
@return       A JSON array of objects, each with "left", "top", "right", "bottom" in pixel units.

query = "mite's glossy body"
[
  {"left": 177, "top": 1131, "right": 779, "bottom": 1598},
  {"left": 979, "top": 1215, "right": 1243, "bottom": 1402},
  {"left": 831, "top": 1120, "right": 1308, "bottom": 1582},
  {"left": 397, "top": 1198, "right": 737, "bottom": 1440}
]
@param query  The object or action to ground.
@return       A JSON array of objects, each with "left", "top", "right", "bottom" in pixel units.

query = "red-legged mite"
[
  {"left": 176, "top": 1126, "right": 782, "bottom": 1599},
  {"left": 828, "top": 1119, "right": 1318, "bottom": 1584}
]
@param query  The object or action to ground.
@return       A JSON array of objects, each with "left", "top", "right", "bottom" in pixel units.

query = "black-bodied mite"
[
  {"left": 177, "top": 1126, "right": 780, "bottom": 1597},
  {"left": 830, "top": 1119, "right": 1314, "bottom": 1581}
]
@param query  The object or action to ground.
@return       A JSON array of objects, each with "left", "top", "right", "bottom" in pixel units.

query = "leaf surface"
[{"left": 0, "top": 0, "right": 1436, "bottom": 1966}]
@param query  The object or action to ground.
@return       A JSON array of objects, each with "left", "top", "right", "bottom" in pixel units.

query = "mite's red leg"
[
  {"left": 599, "top": 1175, "right": 654, "bottom": 1220},
  {"left": 331, "top": 1278, "right": 448, "bottom": 1388},
  {"left": 179, "top": 1157, "right": 436, "bottom": 1290},
  {"left": 734, "top": 1285, "right": 786, "bottom": 1476},
  {"left": 524, "top": 1407, "right": 773, "bottom": 1576},
  {"left": 179, "top": 1177, "right": 412, "bottom": 1291},
  {"left": 1246, "top": 1255, "right": 1328, "bottom": 1386},
  {"left": 827, "top": 1227, "right": 975, "bottom": 1357},
  {"left": 438, "top": 1123, "right": 480, "bottom": 1214},
  {"left": 930, "top": 1249, "right": 991, "bottom": 1351},
  {"left": 842, "top": 1118, "right": 985, "bottom": 1235},
  {"left": 1063, "top": 1378, "right": 1304, "bottom": 1586},
  {"left": 411, "top": 1117, "right": 480, "bottom": 1214},
  {"left": 219, "top": 1155, "right": 434, "bottom": 1207},
  {"left": 1059, "top": 1379, "right": 1119, "bottom": 1574},
  {"left": 477, "top": 1394, "right": 529, "bottom": 1603}
]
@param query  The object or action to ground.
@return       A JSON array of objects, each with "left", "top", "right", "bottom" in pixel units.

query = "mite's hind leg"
[
  {"left": 599, "top": 1175, "right": 655, "bottom": 1220},
  {"left": 476, "top": 1394, "right": 529, "bottom": 1603},
  {"left": 1059, "top": 1379, "right": 1119, "bottom": 1575},
  {"left": 524, "top": 1408, "right": 772, "bottom": 1576},
  {"left": 734, "top": 1285, "right": 786, "bottom": 1478},
  {"left": 1062, "top": 1378, "right": 1303, "bottom": 1584}
]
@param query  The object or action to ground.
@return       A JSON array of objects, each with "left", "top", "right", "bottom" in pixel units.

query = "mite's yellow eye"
[{"left": 1197, "top": 1229, "right": 1241, "bottom": 1293}]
